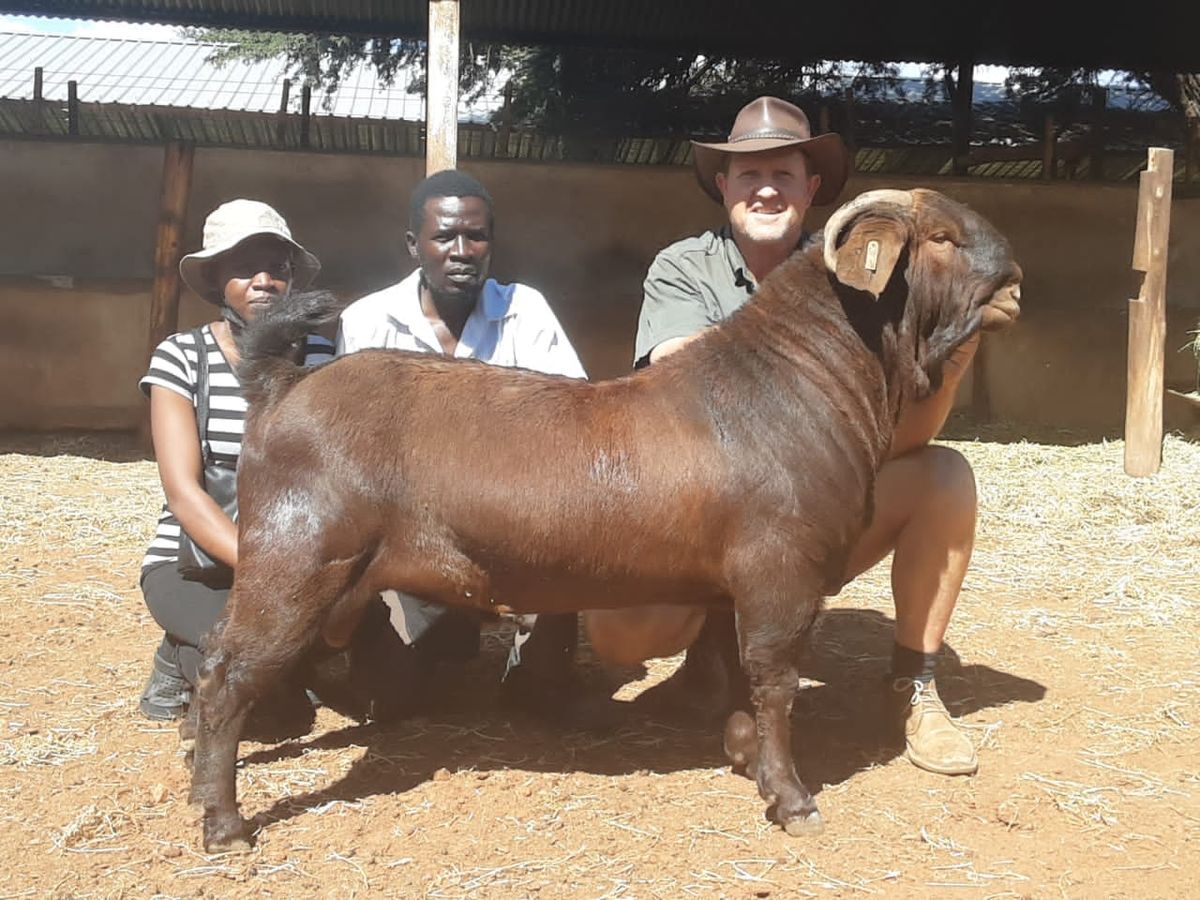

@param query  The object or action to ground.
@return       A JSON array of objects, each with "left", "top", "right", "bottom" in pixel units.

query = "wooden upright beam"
[
  {"left": 951, "top": 57, "right": 974, "bottom": 175},
  {"left": 1089, "top": 86, "right": 1107, "bottom": 181},
  {"left": 274, "top": 78, "right": 291, "bottom": 145},
  {"left": 842, "top": 88, "right": 857, "bottom": 154},
  {"left": 1042, "top": 112, "right": 1056, "bottom": 180},
  {"left": 146, "top": 141, "right": 195, "bottom": 360},
  {"left": 67, "top": 80, "right": 78, "bottom": 135},
  {"left": 33, "top": 66, "right": 44, "bottom": 134},
  {"left": 1124, "top": 148, "right": 1174, "bottom": 477},
  {"left": 426, "top": 0, "right": 460, "bottom": 174},
  {"left": 300, "top": 84, "right": 312, "bottom": 148}
]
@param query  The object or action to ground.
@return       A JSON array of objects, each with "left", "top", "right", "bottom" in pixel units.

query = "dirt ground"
[{"left": 1, "top": 425, "right": 1197, "bottom": 899}]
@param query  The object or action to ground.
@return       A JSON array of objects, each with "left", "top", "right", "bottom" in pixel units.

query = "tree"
[
  {"left": 190, "top": 28, "right": 1196, "bottom": 167},
  {"left": 187, "top": 29, "right": 898, "bottom": 137}
]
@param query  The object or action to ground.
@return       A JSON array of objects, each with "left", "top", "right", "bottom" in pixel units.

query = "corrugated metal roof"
[
  {"left": 0, "top": 30, "right": 504, "bottom": 121},
  {"left": 0, "top": 32, "right": 1187, "bottom": 183},
  {"left": 4, "top": 96, "right": 1186, "bottom": 184},
  {"left": 0, "top": 96, "right": 565, "bottom": 157},
  {"left": 2, "top": 1, "right": 1199, "bottom": 70}
]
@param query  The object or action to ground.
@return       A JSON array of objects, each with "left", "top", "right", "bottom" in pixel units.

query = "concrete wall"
[{"left": 2, "top": 138, "right": 1198, "bottom": 433}]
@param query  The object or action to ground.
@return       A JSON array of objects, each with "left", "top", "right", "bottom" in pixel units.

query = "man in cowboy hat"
[{"left": 586, "top": 97, "right": 983, "bottom": 777}]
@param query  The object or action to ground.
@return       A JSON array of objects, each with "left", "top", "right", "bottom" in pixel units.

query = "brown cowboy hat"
[{"left": 692, "top": 96, "right": 849, "bottom": 206}]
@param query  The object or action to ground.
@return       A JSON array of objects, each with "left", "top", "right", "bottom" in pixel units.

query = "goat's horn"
[{"left": 823, "top": 190, "right": 915, "bottom": 272}]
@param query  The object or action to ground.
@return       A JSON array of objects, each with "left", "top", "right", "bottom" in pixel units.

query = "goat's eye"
[{"left": 930, "top": 233, "right": 954, "bottom": 245}]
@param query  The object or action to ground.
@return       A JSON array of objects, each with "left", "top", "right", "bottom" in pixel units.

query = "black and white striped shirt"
[{"left": 139, "top": 324, "right": 333, "bottom": 574}]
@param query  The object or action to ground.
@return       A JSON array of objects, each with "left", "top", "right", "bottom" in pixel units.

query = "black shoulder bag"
[{"left": 176, "top": 327, "right": 238, "bottom": 588}]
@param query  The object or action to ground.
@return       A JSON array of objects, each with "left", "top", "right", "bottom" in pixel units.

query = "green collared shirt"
[{"left": 634, "top": 226, "right": 760, "bottom": 368}]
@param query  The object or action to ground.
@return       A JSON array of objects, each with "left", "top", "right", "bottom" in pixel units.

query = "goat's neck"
[{"left": 696, "top": 252, "right": 906, "bottom": 469}]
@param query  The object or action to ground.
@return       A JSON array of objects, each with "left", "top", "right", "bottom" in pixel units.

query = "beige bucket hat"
[
  {"left": 179, "top": 199, "right": 321, "bottom": 302},
  {"left": 692, "top": 96, "right": 850, "bottom": 207}
]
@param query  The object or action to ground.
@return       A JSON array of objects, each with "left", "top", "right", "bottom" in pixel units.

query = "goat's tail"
[{"left": 236, "top": 290, "right": 345, "bottom": 408}]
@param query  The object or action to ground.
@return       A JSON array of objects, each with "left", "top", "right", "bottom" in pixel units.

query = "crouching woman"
[{"left": 136, "top": 199, "right": 330, "bottom": 737}]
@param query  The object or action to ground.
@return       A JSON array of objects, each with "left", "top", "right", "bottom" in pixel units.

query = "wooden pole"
[
  {"left": 1042, "top": 112, "right": 1056, "bottom": 180},
  {"left": 495, "top": 80, "right": 513, "bottom": 159},
  {"left": 1124, "top": 148, "right": 1174, "bottom": 476},
  {"left": 274, "top": 78, "right": 291, "bottom": 145},
  {"left": 842, "top": 87, "right": 857, "bottom": 155},
  {"left": 1089, "top": 86, "right": 1107, "bottom": 181},
  {"left": 67, "top": 80, "right": 78, "bottom": 136},
  {"left": 299, "top": 84, "right": 312, "bottom": 148},
  {"left": 33, "top": 66, "right": 44, "bottom": 134},
  {"left": 426, "top": 0, "right": 460, "bottom": 174},
  {"left": 141, "top": 140, "right": 194, "bottom": 446},
  {"left": 951, "top": 57, "right": 974, "bottom": 176},
  {"left": 146, "top": 141, "right": 195, "bottom": 359}
]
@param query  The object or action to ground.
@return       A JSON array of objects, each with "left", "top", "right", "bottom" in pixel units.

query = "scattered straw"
[
  {"left": 52, "top": 803, "right": 138, "bottom": 854},
  {"left": 0, "top": 729, "right": 97, "bottom": 767},
  {"left": 3, "top": 426, "right": 1200, "bottom": 895}
]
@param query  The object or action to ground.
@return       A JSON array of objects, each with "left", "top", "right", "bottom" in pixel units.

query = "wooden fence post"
[
  {"left": 146, "top": 141, "right": 195, "bottom": 359},
  {"left": 300, "top": 84, "right": 311, "bottom": 148},
  {"left": 67, "top": 79, "right": 78, "bottom": 135},
  {"left": 274, "top": 78, "right": 291, "bottom": 146},
  {"left": 32, "top": 66, "right": 44, "bottom": 134},
  {"left": 1124, "top": 148, "right": 1174, "bottom": 476},
  {"left": 1089, "top": 86, "right": 1107, "bottom": 181},
  {"left": 951, "top": 57, "right": 974, "bottom": 175},
  {"left": 1042, "top": 112, "right": 1056, "bottom": 180},
  {"left": 427, "top": 0, "right": 460, "bottom": 174},
  {"left": 141, "top": 140, "right": 195, "bottom": 446}
]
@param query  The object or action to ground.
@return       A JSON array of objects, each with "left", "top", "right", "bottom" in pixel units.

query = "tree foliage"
[
  {"left": 190, "top": 28, "right": 1197, "bottom": 147},
  {"left": 187, "top": 29, "right": 899, "bottom": 133}
]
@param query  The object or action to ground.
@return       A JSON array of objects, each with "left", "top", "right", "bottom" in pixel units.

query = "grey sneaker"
[
  {"left": 138, "top": 651, "right": 191, "bottom": 721},
  {"left": 889, "top": 677, "right": 978, "bottom": 776}
]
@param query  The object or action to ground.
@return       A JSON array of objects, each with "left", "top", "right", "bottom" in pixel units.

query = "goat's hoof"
[
  {"left": 202, "top": 815, "right": 251, "bottom": 854},
  {"left": 204, "top": 832, "right": 253, "bottom": 855},
  {"left": 782, "top": 810, "right": 825, "bottom": 836}
]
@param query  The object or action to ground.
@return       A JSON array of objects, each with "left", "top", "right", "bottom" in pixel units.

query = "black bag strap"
[{"left": 189, "top": 326, "right": 214, "bottom": 466}]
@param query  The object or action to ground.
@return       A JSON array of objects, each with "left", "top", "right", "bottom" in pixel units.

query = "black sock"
[{"left": 890, "top": 643, "right": 939, "bottom": 684}]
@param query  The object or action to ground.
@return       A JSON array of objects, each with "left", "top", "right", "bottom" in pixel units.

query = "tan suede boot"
[{"left": 889, "top": 677, "right": 978, "bottom": 776}]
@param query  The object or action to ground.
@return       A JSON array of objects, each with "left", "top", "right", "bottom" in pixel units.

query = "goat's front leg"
[{"left": 733, "top": 586, "right": 823, "bottom": 836}]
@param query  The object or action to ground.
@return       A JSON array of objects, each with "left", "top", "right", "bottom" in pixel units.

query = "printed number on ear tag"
[{"left": 864, "top": 240, "right": 880, "bottom": 273}]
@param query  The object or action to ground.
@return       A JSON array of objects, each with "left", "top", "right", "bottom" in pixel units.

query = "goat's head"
[{"left": 822, "top": 188, "right": 1022, "bottom": 397}]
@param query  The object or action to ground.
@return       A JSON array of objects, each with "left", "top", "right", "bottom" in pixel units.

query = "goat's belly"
[{"left": 464, "top": 567, "right": 727, "bottom": 616}]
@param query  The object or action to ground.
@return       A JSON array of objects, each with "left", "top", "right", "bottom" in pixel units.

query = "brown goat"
[{"left": 188, "top": 189, "right": 1022, "bottom": 852}]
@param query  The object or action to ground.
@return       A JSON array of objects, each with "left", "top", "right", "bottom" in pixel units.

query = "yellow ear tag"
[{"left": 865, "top": 239, "right": 880, "bottom": 273}]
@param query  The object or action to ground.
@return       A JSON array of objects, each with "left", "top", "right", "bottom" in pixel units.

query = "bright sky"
[{"left": 0, "top": 13, "right": 181, "bottom": 39}]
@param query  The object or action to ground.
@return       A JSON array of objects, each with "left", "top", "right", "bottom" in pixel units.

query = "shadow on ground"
[{"left": 232, "top": 607, "right": 1045, "bottom": 837}]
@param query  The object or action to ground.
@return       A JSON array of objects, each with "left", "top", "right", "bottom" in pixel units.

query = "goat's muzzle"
[{"left": 981, "top": 282, "right": 1021, "bottom": 332}]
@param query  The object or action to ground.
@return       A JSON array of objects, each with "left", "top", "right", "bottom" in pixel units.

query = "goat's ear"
[{"left": 832, "top": 217, "right": 907, "bottom": 299}]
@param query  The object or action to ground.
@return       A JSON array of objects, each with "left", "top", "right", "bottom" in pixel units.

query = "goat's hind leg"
[
  {"left": 190, "top": 553, "right": 365, "bottom": 853},
  {"left": 732, "top": 579, "right": 824, "bottom": 836}
]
